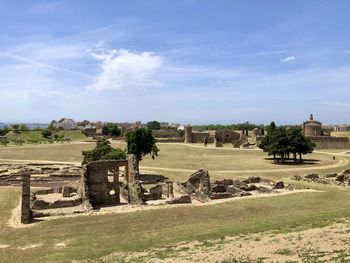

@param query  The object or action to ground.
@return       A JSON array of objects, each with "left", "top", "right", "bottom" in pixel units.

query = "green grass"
[
  {"left": 1, "top": 186, "right": 350, "bottom": 262},
  {"left": 6, "top": 130, "right": 88, "bottom": 142},
  {"left": 0, "top": 142, "right": 347, "bottom": 181},
  {"left": 0, "top": 143, "right": 350, "bottom": 262}
]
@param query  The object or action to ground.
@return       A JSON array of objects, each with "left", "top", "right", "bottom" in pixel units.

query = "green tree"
[
  {"left": 11, "top": 124, "right": 20, "bottom": 133},
  {"left": 81, "top": 138, "right": 126, "bottom": 165},
  {"left": 146, "top": 121, "right": 161, "bottom": 130},
  {"left": 102, "top": 125, "right": 109, "bottom": 135},
  {"left": 42, "top": 129, "right": 52, "bottom": 138},
  {"left": 260, "top": 124, "right": 315, "bottom": 163},
  {"left": 126, "top": 128, "right": 159, "bottom": 171},
  {"left": 102, "top": 123, "right": 121, "bottom": 137},
  {"left": 19, "top": 124, "right": 29, "bottom": 131}
]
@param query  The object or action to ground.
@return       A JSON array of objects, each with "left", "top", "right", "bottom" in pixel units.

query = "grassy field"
[
  {"left": 0, "top": 143, "right": 350, "bottom": 262},
  {"left": 0, "top": 142, "right": 346, "bottom": 181},
  {"left": 6, "top": 130, "right": 88, "bottom": 142}
]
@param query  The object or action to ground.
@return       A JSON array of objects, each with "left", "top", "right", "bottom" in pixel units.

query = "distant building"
[
  {"left": 303, "top": 114, "right": 322, "bottom": 136},
  {"left": 56, "top": 118, "right": 77, "bottom": 130},
  {"left": 302, "top": 114, "right": 350, "bottom": 149},
  {"left": 335, "top": 124, "right": 350, "bottom": 132}
]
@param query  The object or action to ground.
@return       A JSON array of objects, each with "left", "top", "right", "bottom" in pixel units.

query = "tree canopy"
[
  {"left": 146, "top": 121, "right": 161, "bottom": 130},
  {"left": 102, "top": 123, "right": 121, "bottom": 137},
  {"left": 126, "top": 128, "right": 159, "bottom": 161},
  {"left": 81, "top": 138, "right": 126, "bottom": 165},
  {"left": 259, "top": 123, "right": 315, "bottom": 163}
]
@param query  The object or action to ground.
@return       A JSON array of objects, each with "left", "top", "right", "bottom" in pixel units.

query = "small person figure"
[
  {"left": 333, "top": 156, "right": 336, "bottom": 160},
  {"left": 203, "top": 137, "right": 208, "bottom": 147}
]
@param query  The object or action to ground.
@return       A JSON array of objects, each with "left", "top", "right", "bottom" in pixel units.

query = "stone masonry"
[{"left": 21, "top": 173, "right": 32, "bottom": 224}]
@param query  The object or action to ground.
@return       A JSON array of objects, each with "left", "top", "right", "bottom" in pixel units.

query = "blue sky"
[{"left": 1, "top": 0, "right": 350, "bottom": 124}]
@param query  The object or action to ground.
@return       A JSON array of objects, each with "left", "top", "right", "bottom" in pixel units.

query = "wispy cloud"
[
  {"left": 86, "top": 49, "right": 162, "bottom": 92},
  {"left": 0, "top": 51, "right": 91, "bottom": 78},
  {"left": 280, "top": 55, "right": 296, "bottom": 63}
]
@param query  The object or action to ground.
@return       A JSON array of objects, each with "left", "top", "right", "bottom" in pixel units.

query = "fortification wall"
[
  {"left": 152, "top": 130, "right": 179, "bottom": 138},
  {"left": 308, "top": 136, "right": 350, "bottom": 149},
  {"left": 192, "top": 132, "right": 213, "bottom": 143}
]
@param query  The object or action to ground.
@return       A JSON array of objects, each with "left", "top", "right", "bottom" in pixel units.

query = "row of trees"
[{"left": 259, "top": 122, "right": 315, "bottom": 163}]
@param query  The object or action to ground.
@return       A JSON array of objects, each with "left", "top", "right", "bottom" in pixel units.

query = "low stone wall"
[
  {"left": 308, "top": 136, "right": 350, "bottom": 149},
  {"left": 192, "top": 132, "right": 213, "bottom": 143},
  {"left": 152, "top": 130, "right": 180, "bottom": 138}
]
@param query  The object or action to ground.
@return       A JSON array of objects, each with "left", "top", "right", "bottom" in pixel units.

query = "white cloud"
[
  {"left": 87, "top": 49, "right": 162, "bottom": 92},
  {"left": 280, "top": 55, "right": 296, "bottom": 63}
]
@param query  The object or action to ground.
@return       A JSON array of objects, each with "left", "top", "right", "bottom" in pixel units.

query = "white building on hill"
[{"left": 56, "top": 118, "right": 77, "bottom": 130}]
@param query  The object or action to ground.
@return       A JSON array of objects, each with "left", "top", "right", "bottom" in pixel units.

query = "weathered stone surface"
[
  {"left": 127, "top": 154, "right": 144, "bottom": 205},
  {"left": 243, "top": 177, "right": 261, "bottom": 184},
  {"left": 232, "top": 180, "right": 248, "bottom": 189},
  {"left": 32, "top": 199, "right": 50, "bottom": 210},
  {"left": 162, "top": 181, "right": 174, "bottom": 198},
  {"left": 184, "top": 169, "right": 211, "bottom": 202},
  {"left": 166, "top": 195, "right": 191, "bottom": 204},
  {"left": 257, "top": 186, "right": 272, "bottom": 193},
  {"left": 83, "top": 159, "right": 127, "bottom": 207},
  {"left": 214, "top": 179, "right": 233, "bottom": 185},
  {"left": 212, "top": 184, "right": 227, "bottom": 193},
  {"left": 240, "top": 184, "right": 258, "bottom": 191},
  {"left": 210, "top": 192, "right": 233, "bottom": 199},
  {"left": 304, "top": 173, "right": 319, "bottom": 179},
  {"left": 325, "top": 172, "right": 338, "bottom": 178},
  {"left": 145, "top": 184, "right": 163, "bottom": 200},
  {"left": 293, "top": 175, "right": 302, "bottom": 181},
  {"left": 62, "top": 186, "right": 76, "bottom": 197},
  {"left": 273, "top": 181, "right": 284, "bottom": 189},
  {"left": 226, "top": 185, "right": 243, "bottom": 195},
  {"left": 32, "top": 197, "right": 83, "bottom": 210},
  {"left": 239, "top": 191, "right": 252, "bottom": 197},
  {"left": 21, "top": 173, "right": 32, "bottom": 224}
]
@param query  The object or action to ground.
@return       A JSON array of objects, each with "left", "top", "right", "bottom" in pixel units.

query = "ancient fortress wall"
[
  {"left": 192, "top": 132, "right": 213, "bottom": 143},
  {"left": 308, "top": 136, "right": 350, "bottom": 149}
]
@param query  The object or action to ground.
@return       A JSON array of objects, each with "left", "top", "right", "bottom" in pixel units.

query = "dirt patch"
[
  {"left": 19, "top": 243, "right": 42, "bottom": 250},
  {"left": 97, "top": 220, "right": 350, "bottom": 262}
]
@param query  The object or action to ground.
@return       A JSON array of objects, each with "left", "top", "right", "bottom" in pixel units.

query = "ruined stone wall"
[
  {"left": 308, "top": 136, "right": 350, "bottom": 149},
  {"left": 21, "top": 173, "right": 31, "bottom": 224},
  {"left": 126, "top": 154, "right": 144, "bottom": 205},
  {"left": 152, "top": 129, "right": 179, "bottom": 138},
  {"left": 83, "top": 160, "right": 127, "bottom": 207},
  {"left": 184, "top": 126, "right": 193, "bottom": 143},
  {"left": 191, "top": 132, "right": 213, "bottom": 143}
]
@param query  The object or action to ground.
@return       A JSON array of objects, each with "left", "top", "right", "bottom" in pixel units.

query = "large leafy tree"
[
  {"left": 126, "top": 128, "right": 159, "bottom": 171},
  {"left": 81, "top": 138, "right": 126, "bottom": 165},
  {"left": 260, "top": 123, "right": 315, "bottom": 163}
]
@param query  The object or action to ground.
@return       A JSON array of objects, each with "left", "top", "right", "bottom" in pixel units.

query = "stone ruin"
[
  {"left": 293, "top": 169, "right": 350, "bottom": 187},
  {"left": 19, "top": 157, "right": 303, "bottom": 224}
]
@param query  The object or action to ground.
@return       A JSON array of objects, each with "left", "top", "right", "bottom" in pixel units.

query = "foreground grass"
[{"left": 1, "top": 184, "right": 350, "bottom": 262}]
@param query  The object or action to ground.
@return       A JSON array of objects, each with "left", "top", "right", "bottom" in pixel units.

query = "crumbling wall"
[
  {"left": 83, "top": 160, "right": 127, "bottom": 207},
  {"left": 21, "top": 173, "right": 32, "bottom": 224},
  {"left": 126, "top": 155, "right": 144, "bottom": 205},
  {"left": 308, "top": 136, "right": 350, "bottom": 149}
]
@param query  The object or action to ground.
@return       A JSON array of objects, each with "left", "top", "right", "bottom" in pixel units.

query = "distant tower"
[{"left": 184, "top": 125, "right": 193, "bottom": 143}]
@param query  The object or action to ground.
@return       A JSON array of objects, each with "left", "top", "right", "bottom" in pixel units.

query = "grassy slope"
[
  {"left": 6, "top": 130, "right": 88, "bottom": 142},
  {"left": 0, "top": 186, "right": 350, "bottom": 262}
]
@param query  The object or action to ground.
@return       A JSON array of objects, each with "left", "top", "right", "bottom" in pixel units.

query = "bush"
[{"left": 81, "top": 138, "right": 126, "bottom": 165}]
